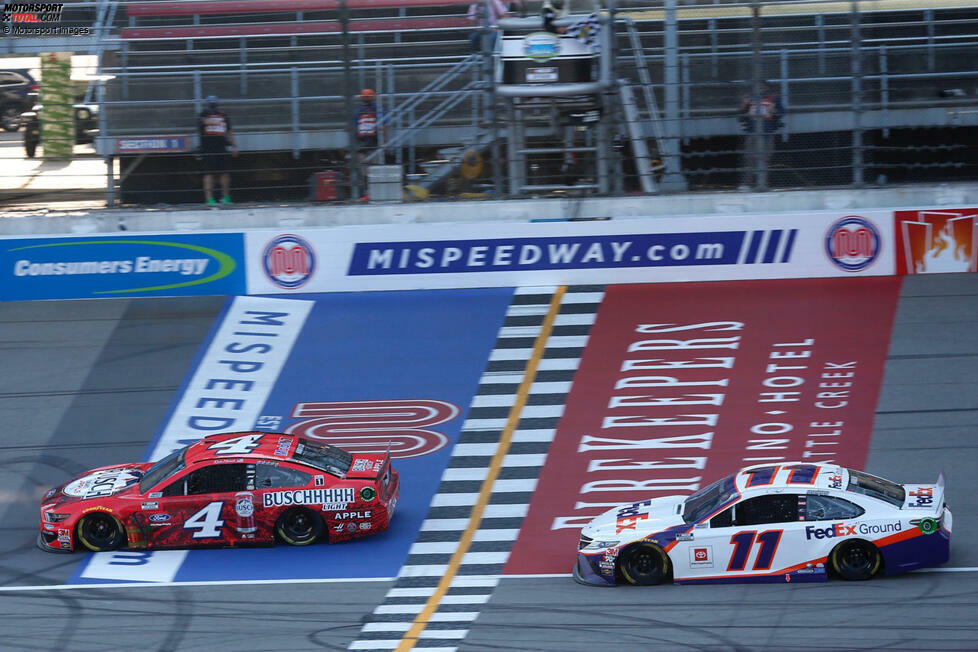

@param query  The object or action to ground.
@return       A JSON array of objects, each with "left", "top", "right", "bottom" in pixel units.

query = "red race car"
[{"left": 37, "top": 432, "right": 399, "bottom": 553}]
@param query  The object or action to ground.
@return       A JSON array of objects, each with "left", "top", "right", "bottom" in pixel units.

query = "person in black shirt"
[{"left": 198, "top": 95, "right": 237, "bottom": 206}]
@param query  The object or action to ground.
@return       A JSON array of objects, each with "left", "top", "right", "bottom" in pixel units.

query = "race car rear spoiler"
[
  {"left": 902, "top": 472, "right": 945, "bottom": 512},
  {"left": 345, "top": 451, "right": 390, "bottom": 479}
]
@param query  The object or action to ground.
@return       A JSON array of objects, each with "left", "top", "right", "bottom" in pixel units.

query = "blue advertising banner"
[
  {"left": 347, "top": 230, "right": 797, "bottom": 276},
  {"left": 0, "top": 233, "right": 246, "bottom": 300}
]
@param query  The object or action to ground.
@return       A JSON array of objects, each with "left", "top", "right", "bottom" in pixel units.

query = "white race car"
[{"left": 574, "top": 462, "right": 951, "bottom": 586}]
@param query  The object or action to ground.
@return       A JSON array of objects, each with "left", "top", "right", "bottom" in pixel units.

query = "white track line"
[
  {"left": 2, "top": 567, "right": 974, "bottom": 592},
  {"left": 0, "top": 576, "right": 395, "bottom": 592}
]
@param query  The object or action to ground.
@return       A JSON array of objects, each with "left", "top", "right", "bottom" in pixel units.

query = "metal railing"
[{"left": 6, "top": 0, "right": 978, "bottom": 209}]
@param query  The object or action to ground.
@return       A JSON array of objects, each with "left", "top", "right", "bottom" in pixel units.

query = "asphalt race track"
[{"left": 0, "top": 274, "right": 975, "bottom": 651}]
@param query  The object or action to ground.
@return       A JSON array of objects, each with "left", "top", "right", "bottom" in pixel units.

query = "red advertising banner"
[
  {"left": 895, "top": 208, "right": 978, "bottom": 274},
  {"left": 505, "top": 277, "right": 902, "bottom": 575}
]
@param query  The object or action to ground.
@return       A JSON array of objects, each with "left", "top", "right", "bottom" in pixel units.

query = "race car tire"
[
  {"left": 76, "top": 513, "right": 126, "bottom": 552},
  {"left": 830, "top": 539, "right": 881, "bottom": 581},
  {"left": 618, "top": 541, "right": 670, "bottom": 586},
  {"left": 275, "top": 507, "right": 324, "bottom": 546}
]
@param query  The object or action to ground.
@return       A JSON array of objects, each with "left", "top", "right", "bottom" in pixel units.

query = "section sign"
[
  {"left": 894, "top": 208, "right": 978, "bottom": 274},
  {"left": 505, "top": 277, "right": 902, "bottom": 575},
  {"left": 0, "top": 233, "right": 245, "bottom": 301}
]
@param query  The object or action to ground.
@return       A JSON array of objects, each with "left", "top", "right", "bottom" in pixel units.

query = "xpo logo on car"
[{"left": 805, "top": 523, "right": 857, "bottom": 540}]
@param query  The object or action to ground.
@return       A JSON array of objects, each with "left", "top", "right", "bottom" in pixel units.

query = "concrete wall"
[{"left": 3, "top": 182, "right": 977, "bottom": 238}]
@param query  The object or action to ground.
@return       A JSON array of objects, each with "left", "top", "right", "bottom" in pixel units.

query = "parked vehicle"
[
  {"left": 22, "top": 103, "right": 99, "bottom": 158},
  {"left": 0, "top": 69, "right": 40, "bottom": 132}
]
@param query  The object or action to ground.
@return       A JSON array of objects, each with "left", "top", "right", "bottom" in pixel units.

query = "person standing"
[
  {"left": 198, "top": 95, "right": 237, "bottom": 206},
  {"left": 354, "top": 88, "right": 383, "bottom": 156},
  {"left": 467, "top": 0, "right": 510, "bottom": 53},
  {"left": 738, "top": 81, "right": 784, "bottom": 190},
  {"left": 353, "top": 88, "right": 386, "bottom": 198}
]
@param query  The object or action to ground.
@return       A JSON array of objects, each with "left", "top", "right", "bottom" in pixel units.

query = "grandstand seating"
[
  {"left": 96, "top": 0, "right": 978, "bottom": 198},
  {"left": 102, "top": 0, "right": 479, "bottom": 142},
  {"left": 124, "top": 0, "right": 471, "bottom": 16},
  {"left": 120, "top": 18, "right": 472, "bottom": 40}
]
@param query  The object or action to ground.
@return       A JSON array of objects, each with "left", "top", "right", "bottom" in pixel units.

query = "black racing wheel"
[
  {"left": 275, "top": 508, "right": 324, "bottom": 546},
  {"left": 76, "top": 512, "right": 126, "bottom": 552},
  {"left": 618, "top": 541, "right": 670, "bottom": 586},
  {"left": 830, "top": 539, "right": 882, "bottom": 581}
]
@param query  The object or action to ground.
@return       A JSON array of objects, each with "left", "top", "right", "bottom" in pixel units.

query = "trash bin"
[
  {"left": 311, "top": 170, "right": 341, "bottom": 201},
  {"left": 367, "top": 165, "right": 403, "bottom": 203}
]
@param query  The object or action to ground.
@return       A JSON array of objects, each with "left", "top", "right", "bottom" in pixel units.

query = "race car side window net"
[
  {"left": 805, "top": 495, "right": 865, "bottom": 520},
  {"left": 256, "top": 463, "right": 312, "bottom": 489}
]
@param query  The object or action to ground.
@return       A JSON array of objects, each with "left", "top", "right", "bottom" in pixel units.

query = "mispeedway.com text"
[
  {"left": 364, "top": 240, "right": 727, "bottom": 269},
  {"left": 13, "top": 257, "right": 210, "bottom": 276}
]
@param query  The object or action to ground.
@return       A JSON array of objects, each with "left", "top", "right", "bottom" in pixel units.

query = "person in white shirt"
[{"left": 468, "top": 0, "right": 510, "bottom": 53}]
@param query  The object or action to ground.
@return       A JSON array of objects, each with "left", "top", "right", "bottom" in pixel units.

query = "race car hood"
[
  {"left": 43, "top": 463, "right": 151, "bottom": 506},
  {"left": 581, "top": 495, "right": 687, "bottom": 543}
]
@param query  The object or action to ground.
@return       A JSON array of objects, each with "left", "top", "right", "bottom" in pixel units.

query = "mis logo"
[
  {"left": 825, "top": 216, "right": 881, "bottom": 272},
  {"left": 263, "top": 234, "right": 315, "bottom": 289},
  {"left": 281, "top": 399, "right": 460, "bottom": 459}
]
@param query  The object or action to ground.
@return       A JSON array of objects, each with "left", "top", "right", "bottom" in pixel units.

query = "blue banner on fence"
[
  {"left": 347, "top": 230, "right": 798, "bottom": 276},
  {"left": 0, "top": 233, "right": 246, "bottom": 301}
]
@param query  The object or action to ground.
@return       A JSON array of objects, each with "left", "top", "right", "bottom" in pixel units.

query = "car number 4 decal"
[
  {"left": 208, "top": 433, "right": 264, "bottom": 455},
  {"left": 727, "top": 529, "right": 783, "bottom": 571},
  {"left": 183, "top": 501, "right": 225, "bottom": 538}
]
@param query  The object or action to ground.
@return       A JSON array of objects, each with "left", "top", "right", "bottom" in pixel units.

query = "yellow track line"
[{"left": 396, "top": 286, "right": 567, "bottom": 652}]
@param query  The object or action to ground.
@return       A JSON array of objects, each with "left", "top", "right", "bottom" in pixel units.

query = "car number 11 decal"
[{"left": 727, "top": 529, "right": 783, "bottom": 571}]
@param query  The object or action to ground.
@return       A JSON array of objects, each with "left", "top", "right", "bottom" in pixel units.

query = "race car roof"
[
  {"left": 733, "top": 462, "right": 847, "bottom": 493},
  {"left": 185, "top": 431, "right": 299, "bottom": 465}
]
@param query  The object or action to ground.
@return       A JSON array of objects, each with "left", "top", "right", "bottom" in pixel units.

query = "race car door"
[
  {"left": 674, "top": 493, "right": 804, "bottom": 581},
  {"left": 145, "top": 463, "right": 273, "bottom": 547}
]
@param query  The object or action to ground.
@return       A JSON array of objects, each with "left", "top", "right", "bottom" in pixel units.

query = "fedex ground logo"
[
  {"left": 805, "top": 523, "right": 856, "bottom": 540},
  {"left": 347, "top": 230, "right": 797, "bottom": 275},
  {"left": 806, "top": 522, "right": 902, "bottom": 539}
]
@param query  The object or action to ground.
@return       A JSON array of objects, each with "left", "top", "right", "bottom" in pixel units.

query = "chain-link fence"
[
  {"left": 616, "top": 0, "right": 978, "bottom": 194},
  {"left": 2, "top": 0, "right": 977, "bottom": 211}
]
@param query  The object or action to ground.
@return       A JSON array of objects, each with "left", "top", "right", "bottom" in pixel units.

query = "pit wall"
[{"left": 1, "top": 207, "right": 974, "bottom": 301}]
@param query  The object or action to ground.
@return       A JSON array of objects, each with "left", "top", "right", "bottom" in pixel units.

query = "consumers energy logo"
[{"left": 2, "top": 234, "right": 245, "bottom": 300}]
